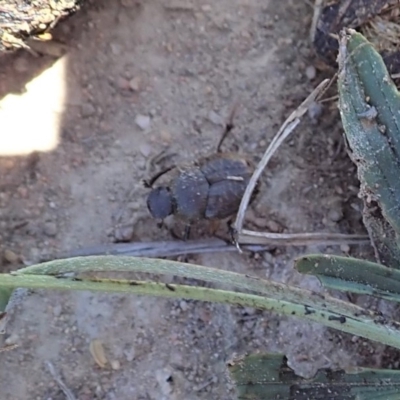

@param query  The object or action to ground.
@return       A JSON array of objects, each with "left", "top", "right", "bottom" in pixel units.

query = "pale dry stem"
[
  {"left": 233, "top": 77, "right": 370, "bottom": 249},
  {"left": 46, "top": 361, "right": 77, "bottom": 400},
  {"left": 309, "top": 0, "right": 324, "bottom": 42},
  {"left": 233, "top": 79, "right": 331, "bottom": 245}
]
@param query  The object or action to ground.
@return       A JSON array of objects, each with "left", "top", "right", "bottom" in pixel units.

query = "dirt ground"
[{"left": 0, "top": 0, "right": 398, "bottom": 399}]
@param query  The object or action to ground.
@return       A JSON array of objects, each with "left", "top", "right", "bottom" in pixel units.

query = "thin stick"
[
  {"left": 233, "top": 79, "right": 330, "bottom": 241},
  {"left": 0, "top": 344, "right": 18, "bottom": 353},
  {"left": 46, "top": 361, "right": 77, "bottom": 400},
  {"left": 2, "top": 269, "right": 400, "bottom": 350},
  {"left": 310, "top": 0, "right": 324, "bottom": 42},
  {"left": 239, "top": 230, "right": 369, "bottom": 247},
  {"left": 42, "top": 233, "right": 369, "bottom": 262}
]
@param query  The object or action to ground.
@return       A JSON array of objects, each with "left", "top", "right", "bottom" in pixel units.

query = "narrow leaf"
[
  {"left": 0, "top": 287, "right": 13, "bottom": 312},
  {"left": 338, "top": 29, "right": 400, "bottom": 268},
  {"left": 13, "top": 255, "right": 390, "bottom": 319},
  {"left": 295, "top": 254, "right": 400, "bottom": 302},
  {"left": 2, "top": 256, "right": 400, "bottom": 349},
  {"left": 228, "top": 353, "right": 400, "bottom": 400}
]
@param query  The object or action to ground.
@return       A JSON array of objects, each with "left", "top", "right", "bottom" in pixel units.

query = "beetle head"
[{"left": 147, "top": 186, "right": 174, "bottom": 219}]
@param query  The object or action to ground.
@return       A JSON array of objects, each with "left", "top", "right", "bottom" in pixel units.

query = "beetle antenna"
[
  {"left": 142, "top": 165, "right": 176, "bottom": 188},
  {"left": 216, "top": 101, "right": 239, "bottom": 153},
  {"left": 183, "top": 224, "right": 192, "bottom": 241}
]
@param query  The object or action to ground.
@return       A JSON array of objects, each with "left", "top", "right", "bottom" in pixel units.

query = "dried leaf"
[{"left": 89, "top": 339, "right": 108, "bottom": 368}]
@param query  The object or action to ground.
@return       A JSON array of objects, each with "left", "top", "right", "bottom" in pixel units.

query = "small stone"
[
  {"left": 129, "top": 77, "right": 141, "bottom": 92},
  {"left": 124, "top": 347, "right": 136, "bottom": 362},
  {"left": 155, "top": 369, "right": 173, "bottom": 395},
  {"left": 179, "top": 300, "right": 188, "bottom": 311},
  {"left": 160, "top": 130, "right": 171, "bottom": 142},
  {"left": 5, "top": 333, "right": 19, "bottom": 345},
  {"left": 139, "top": 143, "right": 152, "bottom": 157},
  {"left": 114, "top": 224, "right": 134, "bottom": 242},
  {"left": 307, "top": 101, "right": 323, "bottom": 122},
  {"left": 53, "top": 304, "right": 62, "bottom": 317},
  {"left": 327, "top": 209, "right": 342, "bottom": 222},
  {"left": 17, "top": 186, "right": 28, "bottom": 199},
  {"left": 265, "top": 220, "right": 281, "bottom": 233},
  {"left": 81, "top": 103, "right": 96, "bottom": 118},
  {"left": 110, "top": 360, "right": 121, "bottom": 370},
  {"left": 340, "top": 244, "right": 350, "bottom": 253},
  {"left": 116, "top": 77, "right": 130, "bottom": 90},
  {"left": 3, "top": 249, "right": 19, "bottom": 264},
  {"left": 43, "top": 221, "right": 57, "bottom": 237},
  {"left": 305, "top": 65, "right": 316, "bottom": 80},
  {"left": 208, "top": 110, "right": 223, "bottom": 126},
  {"left": 135, "top": 115, "right": 151, "bottom": 131},
  {"left": 263, "top": 250, "right": 273, "bottom": 262}
]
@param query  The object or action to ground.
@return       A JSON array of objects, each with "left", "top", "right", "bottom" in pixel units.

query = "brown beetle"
[{"left": 144, "top": 107, "right": 256, "bottom": 239}]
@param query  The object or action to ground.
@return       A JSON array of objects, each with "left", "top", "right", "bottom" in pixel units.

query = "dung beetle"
[{"left": 144, "top": 106, "right": 257, "bottom": 239}]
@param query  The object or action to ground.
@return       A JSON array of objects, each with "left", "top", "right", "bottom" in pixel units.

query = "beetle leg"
[
  {"left": 226, "top": 219, "right": 237, "bottom": 244},
  {"left": 157, "top": 220, "right": 164, "bottom": 229},
  {"left": 183, "top": 224, "right": 191, "bottom": 241},
  {"left": 216, "top": 101, "right": 239, "bottom": 153},
  {"left": 143, "top": 165, "right": 176, "bottom": 188}
]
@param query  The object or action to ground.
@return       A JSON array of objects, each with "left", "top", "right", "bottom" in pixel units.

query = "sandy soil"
[{"left": 0, "top": 0, "right": 397, "bottom": 399}]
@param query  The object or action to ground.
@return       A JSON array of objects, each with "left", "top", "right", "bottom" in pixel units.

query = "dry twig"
[
  {"left": 0, "top": 343, "right": 18, "bottom": 353},
  {"left": 46, "top": 361, "right": 77, "bottom": 400},
  {"left": 233, "top": 79, "right": 330, "bottom": 243},
  {"left": 231, "top": 78, "right": 370, "bottom": 250},
  {"left": 310, "top": 0, "right": 324, "bottom": 42}
]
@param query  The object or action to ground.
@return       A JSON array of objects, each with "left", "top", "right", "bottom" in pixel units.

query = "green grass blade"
[
  {"left": 2, "top": 255, "right": 400, "bottom": 349},
  {"left": 228, "top": 353, "right": 400, "bottom": 399},
  {"left": 338, "top": 29, "right": 400, "bottom": 268},
  {"left": 0, "top": 287, "right": 13, "bottom": 312},
  {"left": 296, "top": 254, "right": 400, "bottom": 302},
  {"left": 13, "top": 255, "right": 383, "bottom": 318}
]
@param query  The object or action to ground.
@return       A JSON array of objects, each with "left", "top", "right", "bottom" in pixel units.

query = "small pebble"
[
  {"left": 81, "top": 103, "right": 96, "bottom": 118},
  {"left": 110, "top": 360, "right": 121, "bottom": 370},
  {"left": 116, "top": 77, "right": 130, "bottom": 90},
  {"left": 307, "top": 101, "right": 323, "bottom": 122},
  {"left": 124, "top": 347, "right": 136, "bottom": 362},
  {"left": 263, "top": 252, "right": 273, "bottom": 265},
  {"left": 160, "top": 130, "right": 172, "bottom": 142},
  {"left": 155, "top": 369, "right": 173, "bottom": 395},
  {"left": 340, "top": 244, "right": 350, "bottom": 253},
  {"left": 305, "top": 65, "right": 316, "bottom": 80},
  {"left": 265, "top": 220, "right": 280, "bottom": 233},
  {"left": 135, "top": 115, "right": 151, "bottom": 131},
  {"left": 43, "top": 221, "right": 57, "bottom": 237},
  {"left": 208, "top": 110, "right": 223, "bottom": 126},
  {"left": 114, "top": 224, "right": 134, "bottom": 242},
  {"left": 139, "top": 143, "right": 152, "bottom": 157},
  {"left": 3, "top": 249, "right": 19, "bottom": 264},
  {"left": 5, "top": 333, "right": 19, "bottom": 345},
  {"left": 180, "top": 300, "right": 188, "bottom": 311},
  {"left": 129, "top": 77, "right": 141, "bottom": 92},
  {"left": 328, "top": 209, "right": 342, "bottom": 222},
  {"left": 52, "top": 304, "right": 62, "bottom": 317}
]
